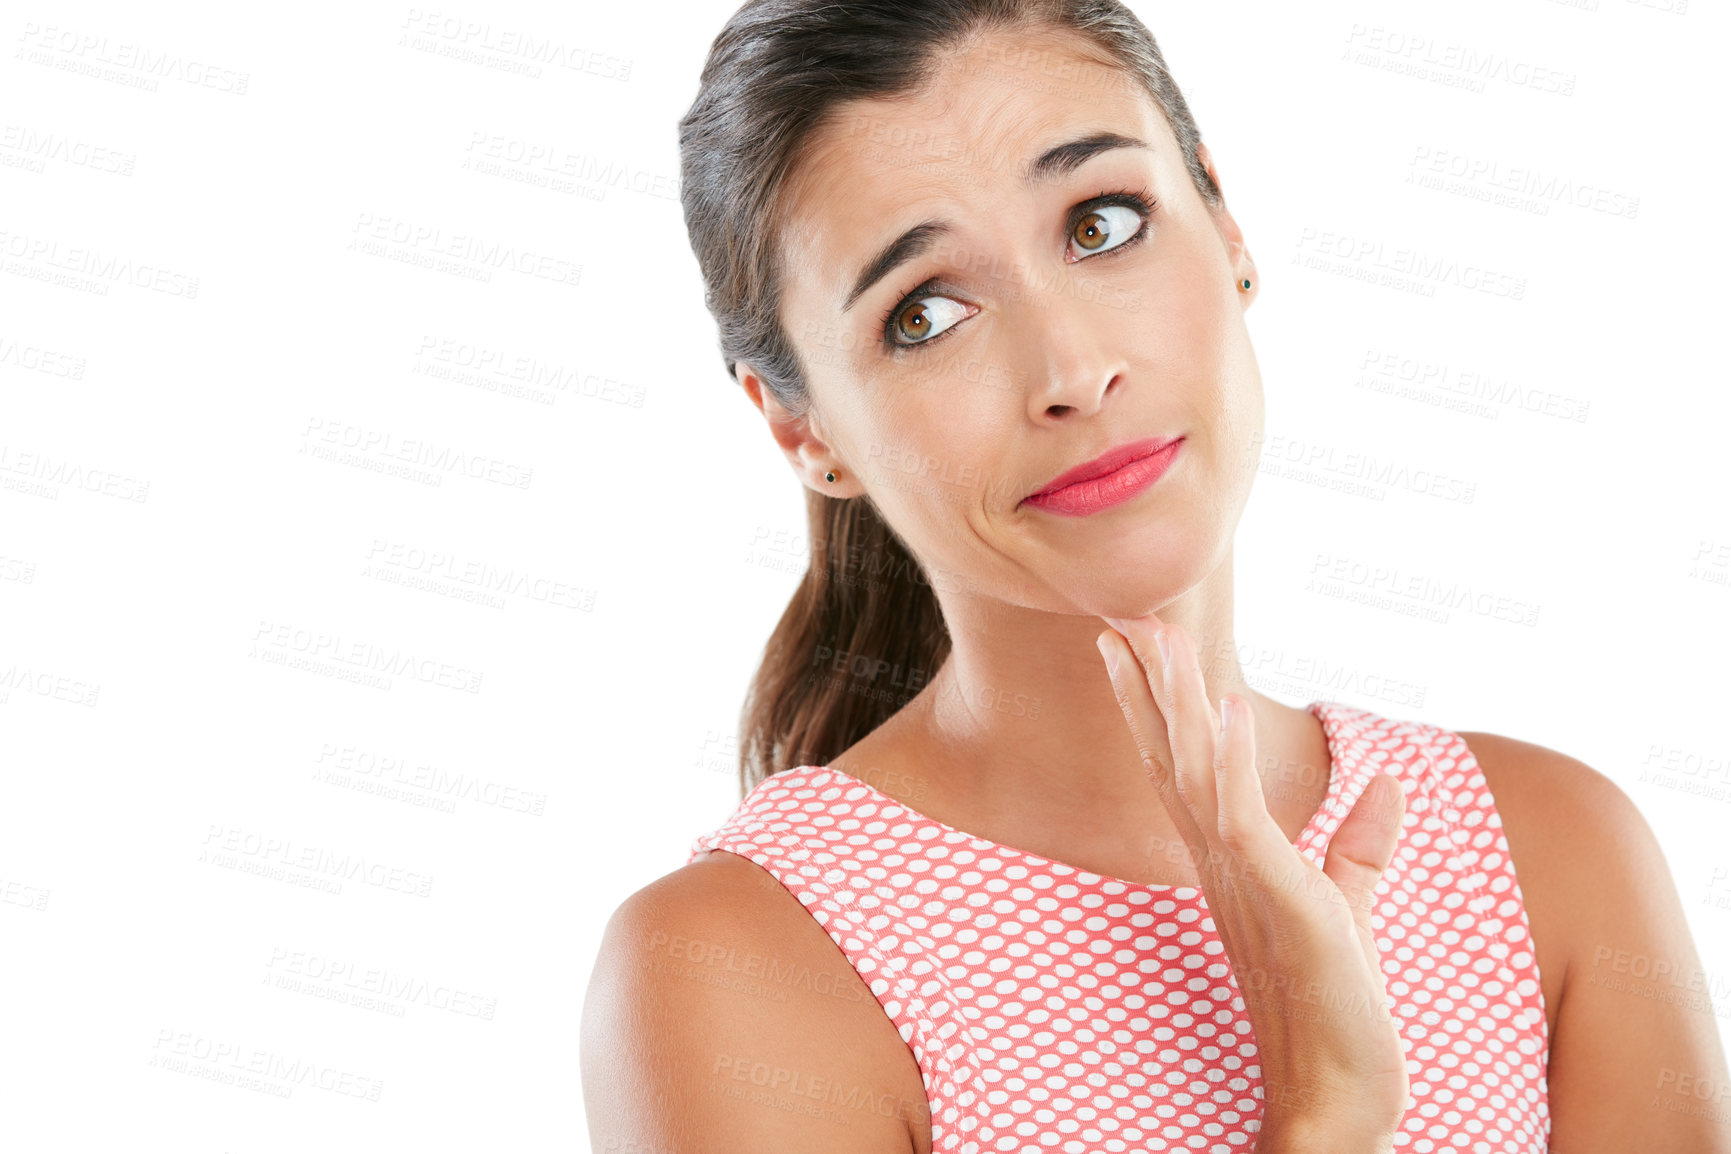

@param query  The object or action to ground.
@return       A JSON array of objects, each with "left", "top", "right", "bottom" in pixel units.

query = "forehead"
[{"left": 779, "top": 24, "right": 1175, "bottom": 297}]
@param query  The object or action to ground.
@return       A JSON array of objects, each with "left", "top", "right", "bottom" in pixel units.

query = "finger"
[
  {"left": 1099, "top": 618, "right": 1189, "bottom": 808},
  {"left": 1212, "top": 693, "right": 1290, "bottom": 860},
  {"left": 1321, "top": 773, "right": 1407, "bottom": 953},
  {"left": 1095, "top": 629, "right": 1208, "bottom": 863},
  {"left": 1105, "top": 617, "right": 1222, "bottom": 855},
  {"left": 1153, "top": 622, "right": 1224, "bottom": 840}
]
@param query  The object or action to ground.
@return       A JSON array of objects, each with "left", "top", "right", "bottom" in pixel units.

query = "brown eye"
[
  {"left": 1073, "top": 211, "right": 1109, "bottom": 251},
  {"left": 1065, "top": 204, "right": 1145, "bottom": 259},
  {"left": 896, "top": 301, "right": 931, "bottom": 341},
  {"left": 886, "top": 294, "right": 970, "bottom": 346}
]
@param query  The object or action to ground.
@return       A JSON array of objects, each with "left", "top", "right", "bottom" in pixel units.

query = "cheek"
[
  {"left": 856, "top": 432, "right": 989, "bottom": 507},
  {"left": 849, "top": 404, "right": 1023, "bottom": 559},
  {"left": 1153, "top": 302, "right": 1246, "bottom": 416},
  {"left": 848, "top": 362, "right": 1013, "bottom": 476},
  {"left": 1128, "top": 226, "right": 1238, "bottom": 340}
]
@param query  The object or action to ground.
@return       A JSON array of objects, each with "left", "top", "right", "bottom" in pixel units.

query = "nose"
[{"left": 1016, "top": 286, "right": 1127, "bottom": 421}]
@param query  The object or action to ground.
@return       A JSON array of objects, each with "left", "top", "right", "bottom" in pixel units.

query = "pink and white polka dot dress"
[{"left": 688, "top": 700, "right": 1551, "bottom": 1152}]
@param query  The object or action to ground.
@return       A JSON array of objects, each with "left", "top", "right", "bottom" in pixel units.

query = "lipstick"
[{"left": 1022, "top": 435, "right": 1183, "bottom": 517}]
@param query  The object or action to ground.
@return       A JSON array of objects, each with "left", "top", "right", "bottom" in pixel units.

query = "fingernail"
[
  {"left": 1103, "top": 616, "right": 1128, "bottom": 633},
  {"left": 1219, "top": 695, "right": 1235, "bottom": 740},
  {"left": 1096, "top": 632, "right": 1119, "bottom": 676},
  {"left": 1153, "top": 627, "right": 1171, "bottom": 674}
]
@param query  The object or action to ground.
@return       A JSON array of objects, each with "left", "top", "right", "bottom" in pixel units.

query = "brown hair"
[{"left": 678, "top": 0, "right": 1224, "bottom": 794}]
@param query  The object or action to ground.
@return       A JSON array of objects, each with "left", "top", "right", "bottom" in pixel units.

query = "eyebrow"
[
  {"left": 840, "top": 132, "right": 1151, "bottom": 313},
  {"left": 1025, "top": 131, "right": 1150, "bottom": 182}
]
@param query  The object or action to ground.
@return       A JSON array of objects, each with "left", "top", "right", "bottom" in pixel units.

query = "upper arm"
[
  {"left": 579, "top": 850, "right": 929, "bottom": 1154},
  {"left": 1463, "top": 731, "right": 1731, "bottom": 1153}
]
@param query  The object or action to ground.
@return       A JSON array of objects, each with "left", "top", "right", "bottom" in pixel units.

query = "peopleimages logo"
[
  {"left": 1407, "top": 145, "right": 1640, "bottom": 220},
  {"left": 249, "top": 619, "right": 485, "bottom": 695},
  {"left": 1342, "top": 24, "right": 1577, "bottom": 96},
  {"left": 348, "top": 212, "right": 583, "bottom": 288},
  {"left": 463, "top": 132, "right": 678, "bottom": 201},
  {"left": 301, "top": 417, "right": 534, "bottom": 490},
  {"left": 1293, "top": 228, "right": 1525, "bottom": 301},
  {"left": 398, "top": 9, "right": 632, "bottom": 81},
  {"left": 200, "top": 824, "right": 436, "bottom": 898},
  {"left": 149, "top": 1028, "right": 384, "bottom": 1101},
  {"left": 15, "top": 22, "right": 251, "bottom": 94},
  {"left": 0, "top": 227, "right": 199, "bottom": 298}
]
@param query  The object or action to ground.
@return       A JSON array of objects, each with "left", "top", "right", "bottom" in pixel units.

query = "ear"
[
  {"left": 1195, "top": 141, "right": 1257, "bottom": 306},
  {"left": 735, "top": 362, "right": 863, "bottom": 497}
]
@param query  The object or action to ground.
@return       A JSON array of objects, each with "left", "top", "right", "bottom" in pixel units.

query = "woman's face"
[{"left": 767, "top": 23, "right": 1263, "bottom": 616}]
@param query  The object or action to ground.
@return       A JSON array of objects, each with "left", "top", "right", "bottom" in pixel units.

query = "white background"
[{"left": 2, "top": 0, "right": 1726, "bottom": 1149}]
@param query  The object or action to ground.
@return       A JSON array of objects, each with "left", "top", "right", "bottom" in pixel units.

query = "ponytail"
[{"left": 738, "top": 488, "right": 951, "bottom": 793}]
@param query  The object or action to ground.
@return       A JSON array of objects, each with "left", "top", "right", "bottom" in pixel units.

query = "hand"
[{"left": 1095, "top": 612, "right": 1410, "bottom": 1147}]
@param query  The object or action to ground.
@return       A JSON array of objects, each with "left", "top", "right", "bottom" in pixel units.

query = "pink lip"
[{"left": 1022, "top": 435, "right": 1184, "bottom": 517}]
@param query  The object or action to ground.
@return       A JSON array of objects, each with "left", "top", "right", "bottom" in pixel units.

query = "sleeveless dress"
[{"left": 687, "top": 700, "right": 1551, "bottom": 1153}]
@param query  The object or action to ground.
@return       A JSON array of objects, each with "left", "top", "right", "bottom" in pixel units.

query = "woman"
[{"left": 581, "top": 1, "right": 1730, "bottom": 1150}]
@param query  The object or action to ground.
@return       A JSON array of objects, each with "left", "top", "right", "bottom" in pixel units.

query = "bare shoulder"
[
  {"left": 580, "top": 849, "right": 931, "bottom": 1154},
  {"left": 1457, "top": 728, "right": 1637, "bottom": 844},
  {"left": 1456, "top": 731, "right": 1683, "bottom": 985},
  {"left": 1456, "top": 732, "right": 1648, "bottom": 961},
  {"left": 1458, "top": 729, "right": 1731, "bottom": 1152}
]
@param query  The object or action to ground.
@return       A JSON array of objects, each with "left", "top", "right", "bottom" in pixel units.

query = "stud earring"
[
  {"left": 1238, "top": 277, "right": 1252, "bottom": 292},
  {"left": 825, "top": 470, "right": 837, "bottom": 483}
]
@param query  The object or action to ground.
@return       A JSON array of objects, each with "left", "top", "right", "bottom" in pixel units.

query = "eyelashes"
[{"left": 879, "top": 187, "right": 1157, "bottom": 352}]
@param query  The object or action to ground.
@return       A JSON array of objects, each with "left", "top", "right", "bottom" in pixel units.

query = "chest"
[{"left": 820, "top": 842, "right": 1550, "bottom": 1153}]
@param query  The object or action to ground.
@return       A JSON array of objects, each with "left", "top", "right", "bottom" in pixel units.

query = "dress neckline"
[{"left": 812, "top": 699, "right": 1354, "bottom": 894}]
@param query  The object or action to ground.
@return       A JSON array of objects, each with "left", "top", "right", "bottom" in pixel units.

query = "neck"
[{"left": 840, "top": 552, "right": 1329, "bottom": 875}]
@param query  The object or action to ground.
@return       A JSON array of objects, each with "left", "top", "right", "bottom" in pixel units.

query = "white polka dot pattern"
[{"left": 688, "top": 701, "right": 1552, "bottom": 1153}]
